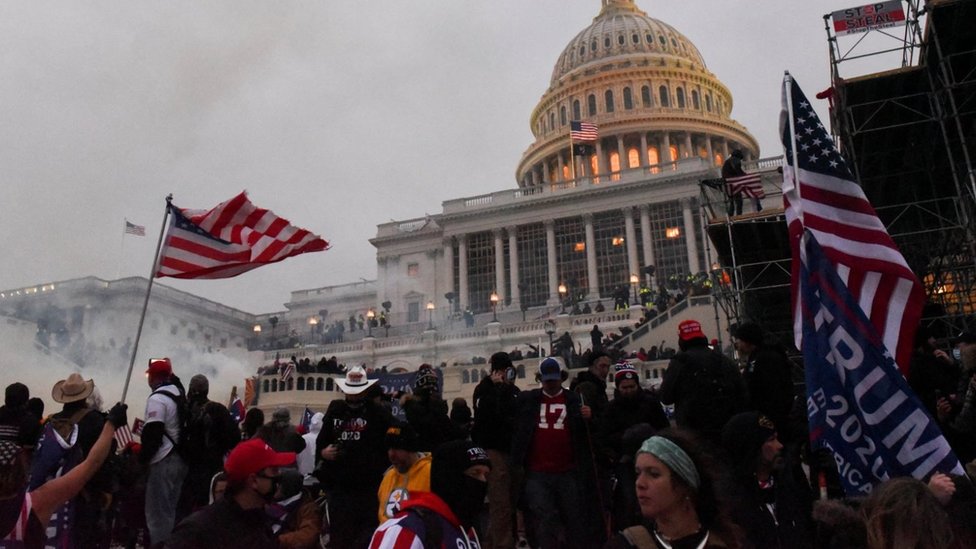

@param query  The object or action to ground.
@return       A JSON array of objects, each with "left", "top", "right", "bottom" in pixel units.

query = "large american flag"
[
  {"left": 725, "top": 173, "right": 765, "bottom": 198},
  {"left": 782, "top": 74, "right": 924, "bottom": 375},
  {"left": 569, "top": 120, "right": 598, "bottom": 141},
  {"left": 156, "top": 192, "right": 329, "bottom": 279}
]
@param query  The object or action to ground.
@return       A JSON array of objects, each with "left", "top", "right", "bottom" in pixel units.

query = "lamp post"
[
  {"left": 366, "top": 309, "right": 375, "bottom": 337},
  {"left": 489, "top": 291, "right": 499, "bottom": 323},
  {"left": 545, "top": 321, "right": 556, "bottom": 356},
  {"left": 630, "top": 273, "right": 640, "bottom": 306},
  {"left": 252, "top": 324, "right": 262, "bottom": 349},
  {"left": 558, "top": 283, "right": 567, "bottom": 314},
  {"left": 426, "top": 301, "right": 435, "bottom": 330},
  {"left": 308, "top": 316, "right": 318, "bottom": 343}
]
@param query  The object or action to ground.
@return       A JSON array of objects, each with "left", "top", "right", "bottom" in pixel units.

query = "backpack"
[
  {"left": 680, "top": 352, "right": 740, "bottom": 429},
  {"left": 150, "top": 386, "right": 192, "bottom": 461}
]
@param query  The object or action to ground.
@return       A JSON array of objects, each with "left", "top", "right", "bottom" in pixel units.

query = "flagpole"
[
  {"left": 569, "top": 134, "right": 577, "bottom": 182},
  {"left": 121, "top": 194, "right": 173, "bottom": 404},
  {"left": 117, "top": 219, "right": 126, "bottom": 280},
  {"left": 784, "top": 72, "right": 803, "bottom": 225}
]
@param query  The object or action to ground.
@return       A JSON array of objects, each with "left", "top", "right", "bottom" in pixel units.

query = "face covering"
[
  {"left": 259, "top": 476, "right": 281, "bottom": 503},
  {"left": 451, "top": 477, "right": 488, "bottom": 526}
]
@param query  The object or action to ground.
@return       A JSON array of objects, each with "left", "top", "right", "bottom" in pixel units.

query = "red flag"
[
  {"left": 156, "top": 192, "right": 329, "bottom": 279},
  {"left": 782, "top": 75, "right": 924, "bottom": 375},
  {"left": 725, "top": 173, "right": 765, "bottom": 198}
]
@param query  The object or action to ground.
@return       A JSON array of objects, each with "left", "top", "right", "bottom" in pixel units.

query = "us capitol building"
[{"left": 2, "top": 0, "right": 774, "bottom": 412}]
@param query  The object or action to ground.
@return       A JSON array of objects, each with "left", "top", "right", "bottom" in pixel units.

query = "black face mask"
[
  {"left": 346, "top": 398, "right": 365, "bottom": 409},
  {"left": 450, "top": 477, "right": 488, "bottom": 526},
  {"left": 257, "top": 475, "right": 281, "bottom": 503}
]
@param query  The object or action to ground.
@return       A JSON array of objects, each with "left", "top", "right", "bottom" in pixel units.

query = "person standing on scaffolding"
[{"left": 722, "top": 149, "right": 762, "bottom": 216}]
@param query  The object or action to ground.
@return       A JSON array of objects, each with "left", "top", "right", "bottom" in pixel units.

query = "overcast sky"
[{"left": 0, "top": 1, "right": 910, "bottom": 314}]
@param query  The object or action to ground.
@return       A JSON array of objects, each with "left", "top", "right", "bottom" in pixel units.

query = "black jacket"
[
  {"left": 743, "top": 346, "right": 797, "bottom": 436},
  {"left": 166, "top": 498, "right": 277, "bottom": 549},
  {"left": 510, "top": 388, "right": 592, "bottom": 475},
  {"left": 315, "top": 399, "right": 393, "bottom": 493},
  {"left": 601, "top": 390, "right": 670, "bottom": 463},
  {"left": 660, "top": 344, "right": 748, "bottom": 441},
  {"left": 402, "top": 395, "right": 466, "bottom": 452},
  {"left": 471, "top": 376, "right": 520, "bottom": 452}
]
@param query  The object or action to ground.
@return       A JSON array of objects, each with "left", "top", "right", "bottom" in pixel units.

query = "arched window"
[
  {"left": 263, "top": 379, "right": 269, "bottom": 393},
  {"left": 315, "top": 378, "right": 323, "bottom": 391},
  {"left": 470, "top": 369, "right": 479, "bottom": 382},
  {"left": 307, "top": 377, "right": 315, "bottom": 391},
  {"left": 587, "top": 94, "right": 597, "bottom": 116},
  {"left": 462, "top": 370, "right": 469, "bottom": 384},
  {"left": 271, "top": 379, "right": 278, "bottom": 392},
  {"left": 623, "top": 87, "right": 633, "bottom": 110},
  {"left": 659, "top": 86, "right": 670, "bottom": 107},
  {"left": 517, "top": 365, "right": 526, "bottom": 379},
  {"left": 560, "top": 105, "right": 567, "bottom": 126},
  {"left": 676, "top": 88, "right": 686, "bottom": 108},
  {"left": 604, "top": 90, "right": 614, "bottom": 113},
  {"left": 706, "top": 94, "right": 713, "bottom": 112},
  {"left": 590, "top": 154, "right": 600, "bottom": 178},
  {"left": 632, "top": 33, "right": 640, "bottom": 44},
  {"left": 714, "top": 152, "right": 723, "bottom": 167},
  {"left": 641, "top": 86, "right": 652, "bottom": 107},
  {"left": 591, "top": 40, "right": 597, "bottom": 52},
  {"left": 562, "top": 165, "right": 571, "bottom": 180},
  {"left": 648, "top": 146, "right": 660, "bottom": 173},
  {"left": 573, "top": 99, "right": 581, "bottom": 120},
  {"left": 609, "top": 151, "right": 620, "bottom": 174},
  {"left": 604, "top": 36, "right": 611, "bottom": 49},
  {"left": 617, "top": 34, "right": 625, "bottom": 46},
  {"left": 286, "top": 378, "right": 293, "bottom": 391},
  {"left": 549, "top": 112, "right": 556, "bottom": 131},
  {"left": 669, "top": 145, "right": 679, "bottom": 163},
  {"left": 628, "top": 147, "right": 641, "bottom": 168},
  {"left": 579, "top": 45, "right": 586, "bottom": 57},
  {"left": 297, "top": 377, "right": 305, "bottom": 390},
  {"left": 692, "top": 90, "right": 700, "bottom": 110}
]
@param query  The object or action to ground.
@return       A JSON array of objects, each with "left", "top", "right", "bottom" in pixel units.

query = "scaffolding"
[{"left": 827, "top": 0, "right": 976, "bottom": 336}]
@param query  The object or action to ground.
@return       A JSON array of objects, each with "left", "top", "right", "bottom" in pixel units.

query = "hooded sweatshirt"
[
  {"left": 297, "top": 412, "right": 323, "bottom": 476},
  {"left": 368, "top": 492, "right": 480, "bottom": 549}
]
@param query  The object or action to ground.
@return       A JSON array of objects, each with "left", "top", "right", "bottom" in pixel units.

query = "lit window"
[
  {"left": 669, "top": 145, "right": 678, "bottom": 162},
  {"left": 574, "top": 242, "right": 586, "bottom": 252},
  {"left": 628, "top": 148, "right": 640, "bottom": 168},
  {"left": 666, "top": 227, "right": 681, "bottom": 239},
  {"left": 648, "top": 146, "right": 660, "bottom": 173},
  {"left": 609, "top": 151, "right": 620, "bottom": 173},
  {"left": 612, "top": 236, "right": 625, "bottom": 246},
  {"left": 407, "top": 263, "right": 419, "bottom": 277}
]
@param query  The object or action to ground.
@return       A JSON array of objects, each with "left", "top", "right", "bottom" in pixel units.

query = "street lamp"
[
  {"left": 366, "top": 309, "right": 375, "bottom": 337},
  {"left": 426, "top": 301, "right": 435, "bottom": 330},
  {"left": 558, "top": 283, "right": 567, "bottom": 314},
  {"left": 252, "top": 324, "right": 262, "bottom": 334},
  {"left": 489, "top": 291, "right": 499, "bottom": 323},
  {"left": 308, "top": 316, "right": 318, "bottom": 342},
  {"left": 630, "top": 273, "right": 640, "bottom": 306},
  {"left": 545, "top": 321, "right": 556, "bottom": 356}
]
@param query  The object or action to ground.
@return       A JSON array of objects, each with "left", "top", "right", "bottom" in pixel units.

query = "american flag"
[
  {"left": 570, "top": 120, "right": 598, "bottom": 142},
  {"left": 725, "top": 173, "right": 765, "bottom": 198},
  {"left": 156, "top": 192, "right": 329, "bottom": 279},
  {"left": 114, "top": 423, "right": 134, "bottom": 451},
  {"left": 281, "top": 359, "right": 296, "bottom": 382},
  {"left": 300, "top": 407, "right": 314, "bottom": 431},
  {"left": 124, "top": 220, "right": 146, "bottom": 237},
  {"left": 782, "top": 74, "right": 924, "bottom": 375}
]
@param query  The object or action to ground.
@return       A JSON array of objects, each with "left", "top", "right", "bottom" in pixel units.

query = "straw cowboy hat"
[
  {"left": 51, "top": 373, "right": 95, "bottom": 404},
  {"left": 335, "top": 365, "right": 377, "bottom": 395}
]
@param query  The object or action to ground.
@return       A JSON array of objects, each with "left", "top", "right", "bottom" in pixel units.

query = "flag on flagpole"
[
  {"left": 124, "top": 220, "right": 146, "bottom": 237},
  {"left": 300, "top": 407, "right": 314, "bottom": 432},
  {"left": 281, "top": 359, "right": 296, "bottom": 382},
  {"left": 781, "top": 74, "right": 924, "bottom": 375},
  {"left": 156, "top": 192, "right": 329, "bottom": 280},
  {"left": 569, "top": 120, "right": 598, "bottom": 142},
  {"left": 725, "top": 173, "right": 765, "bottom": 198},
  {"left": 799, "top": 230, "right": 962, "bottom": 495}
]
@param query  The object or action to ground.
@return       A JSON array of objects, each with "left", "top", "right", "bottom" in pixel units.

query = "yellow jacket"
[{"left": 377, "top": 454, "right": 432, "bottom": 523}]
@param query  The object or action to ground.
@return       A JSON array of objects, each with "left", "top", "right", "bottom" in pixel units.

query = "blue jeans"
[
  {"left": 523, "top": 470, "right": 587, "bottom": 549},
  {"left": 145, "top": 451, "right": 188, "bottom": 546}
]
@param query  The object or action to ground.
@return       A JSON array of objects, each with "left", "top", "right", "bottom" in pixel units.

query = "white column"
[
  {"left": 583, "top": 213, "right": 599, "bottom": 298},
  {"left": 493, "top": 228, "right": 506, "bottom": 303},
  {"left": 705, "top": 136, "right": 714, "bottom": 165},
  {"left": 681, "top": 198, "right": 700, "bottom": 274},
  {"left": 546, "top": 220, "right": 559, "bottom": 303},
  {"left": 458, "top": 234, "right": 469, "bottom": 309},
  {"left": 684, "top": 132, "right": 693, "bottom": 158},
  {"left": 443, "top": 239, "right": 455, "bottom": 309},
  {"left": 557, "top": 154, "right": 566, "bottom": 182},
  {"left": 616, "top": 135, "right": 626, "bottom": 174},
  {"left": 661, "top": 132, "right": 672, "bottom": 168},
  {"left": 541, "top": 161, "right": 551, "bottom": 184},
  {"left": 508, "top": 226, "right": 520, "bottom": 306},
  {"left": 640, "top": 204, "right": 655, "bottom": 286},
  {"left": 640, "top": 133, "right": 649, "bottom": 168},
  {"left": 623, "top": 207, "right": 639, "bottom": 279},
  {"left": 721, "top": 138, "right": 729, "bottom": 159},
  {"left": 595, "top": 140, "right": 605, "bottom": 181}
]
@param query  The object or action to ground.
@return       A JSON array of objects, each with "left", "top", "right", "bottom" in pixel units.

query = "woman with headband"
[{"left": 604, "top": 430, "right": 742, "bottom": 549}]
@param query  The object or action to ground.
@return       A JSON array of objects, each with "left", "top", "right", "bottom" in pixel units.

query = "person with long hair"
[
  {"left": 861, "top": 476, "right": 957, "bottom": 549},
  {"left": 604, "top": 429, "right": 742, "bottom": 549},
  {"left": 1, "top": 402, "right": 126, "bottom": 546}
]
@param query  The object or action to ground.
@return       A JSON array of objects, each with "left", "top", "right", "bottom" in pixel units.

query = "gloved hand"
[{"left": 107, "top": 402, "right": 128, "bottom": 430}]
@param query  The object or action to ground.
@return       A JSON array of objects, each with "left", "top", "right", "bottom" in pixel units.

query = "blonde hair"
[{"left": 862, "top": 477, "right": 954, "bottom": 549}]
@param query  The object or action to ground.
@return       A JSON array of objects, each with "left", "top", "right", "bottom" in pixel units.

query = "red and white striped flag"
[
  {"left": 124, "top": 220, "right": 146, "bottom": 237},
  {"left": 281, "top": 359, "right": 296, "bottom": 382},
  {"left": 569, "top": 120, "right": 598, "bottom": 142},
  {"left": 725, "top": 173, "right": 765, "bottom": 198},
  {"left": 156, "top": 192, "right": 329, "bottom": 279},
  {"left": 114, "top": 424, "right": 133, "bottom": 450},
  {"left": 782, "top": 74, "right": 924, "bottom": 375}
]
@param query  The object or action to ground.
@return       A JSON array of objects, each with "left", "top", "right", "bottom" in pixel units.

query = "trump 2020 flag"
[
  {"left": 781, "top": 73, "right": 924, "bottom": 376},
  {"left": 800, "top": 230, "right": 962, "bottom": 494},
  {"left": 156, "top": 192, "right": 329, "bottom": 279}
]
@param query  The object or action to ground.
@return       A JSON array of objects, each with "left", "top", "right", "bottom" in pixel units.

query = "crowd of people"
[{"left": 2, "top": 318, "right": 976, "bottom": 548}]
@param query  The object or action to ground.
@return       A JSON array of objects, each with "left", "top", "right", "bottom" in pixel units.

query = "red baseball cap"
[
  {"left": 224, "top": 438, "right": 296, "bottom": 481},
  {"left": 146, "top": 358, "right": 173, "bottom": 376},
  {"left": 678, "top": 320, "right": 706, "bottom": 342}
]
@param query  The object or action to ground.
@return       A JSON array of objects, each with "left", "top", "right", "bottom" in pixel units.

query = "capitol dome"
[{"left": 516, "top": 0, "right": 759, "bottom": 187}]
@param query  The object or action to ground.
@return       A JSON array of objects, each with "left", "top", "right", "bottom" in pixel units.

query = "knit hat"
[
  {"left": 678, "top": 320, "right": 706, "bottom": 342},
  {"left": 385, "top": 422, "right": 422, "bottom": 452},
  {"left": 414, "top": 364, "right": 439, "bottom": 392},
  {"left": 721, "top": 411, "right": 777, "bottom": 474},
  {"left": 489, "top": 352, "right": 513, "bottom": 371},
  {"left": 4, "top": 383, "right": 29, "bottom": 408},
  {"left": 614, "top": 362, "right": 639, "bottom": 386},
  {"left": 430, "top": 440, "right": 491, "bottom": 524},
  {"left": 223, "top": 438, "right": 296, "bottom": 482},
  {"left": 539, "top": 357, "right": 563, "bottom": 382},
  {"left": 734, "top": 322, "right": 764, "bottom": 346}
]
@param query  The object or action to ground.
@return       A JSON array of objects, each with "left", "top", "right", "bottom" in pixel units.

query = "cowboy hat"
[
  {"left": 336, "top": 365, "right": 377, "bottom": 395},
  {"left": 52, "top": 373, "right": 95, "bottom": 404}
]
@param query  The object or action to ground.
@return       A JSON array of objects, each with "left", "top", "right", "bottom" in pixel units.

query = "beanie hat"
[
  {"left": 614, "top": 362, "right": 639, "bottom": 386},
  {"left": 414, "top": 364, "right": 439, "bottom": 392},
  {"left": 721, "top": 411, "right": 776, "bottom": 474},
  {"left": 734, "top": 322, "right": 764, "bottom": 346},
  {"left": 489, "top": 352, "right": 513, "bottom": 371},
  {"left": 430, "top": 440, "right": 491, "bottom": 523},
  {"left": 385, "top": 422, "right": 422, "bottom": 452},
  {"left": 4, "top": 383, "right": 29, "bottom": 408}
]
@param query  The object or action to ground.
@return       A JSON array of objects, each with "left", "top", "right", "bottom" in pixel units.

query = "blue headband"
[{"left": 638, "top": 436, "right": 701, "bottom": 490}]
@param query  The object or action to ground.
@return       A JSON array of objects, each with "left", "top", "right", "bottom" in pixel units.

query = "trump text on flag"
[{"left": 831, "top": 1, "right": 906, "bottom": 36}]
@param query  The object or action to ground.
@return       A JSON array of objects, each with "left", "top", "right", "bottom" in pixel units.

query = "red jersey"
[{"left": 526, "top": 390, "right": 575, "bottom": 473}]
